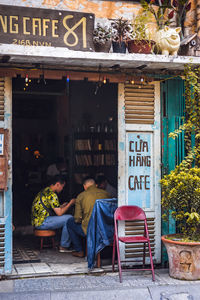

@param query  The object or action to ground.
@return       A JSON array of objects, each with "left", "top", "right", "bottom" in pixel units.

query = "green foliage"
[
  {"left": 141, "top": 0, "right": 172, "bottom": 29},
  {"left": 160, "top": 65, "right": 200, "bottom": 241},
  {"left": 131, "top": 13, "right": 152, "bottom": 40},
  {"left": 161, "top": 168, "right": 200, "bottom": 240}
]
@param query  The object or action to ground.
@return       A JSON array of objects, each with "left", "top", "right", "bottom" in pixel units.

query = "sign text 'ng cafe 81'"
[{"left": 0, "top": 5, "right": 94, "bottom": 51}]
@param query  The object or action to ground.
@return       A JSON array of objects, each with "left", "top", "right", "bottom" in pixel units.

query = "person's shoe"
[
  {"left": 72, "top": 251, "right": 84, "bottom": 258},
  {"left": 59, "top": 246, "right": 74, "bottom": 253}
]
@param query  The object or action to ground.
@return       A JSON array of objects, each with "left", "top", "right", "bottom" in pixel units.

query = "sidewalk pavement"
[{"left": 0, "top": 266, "right": 200, "bottom": 299}]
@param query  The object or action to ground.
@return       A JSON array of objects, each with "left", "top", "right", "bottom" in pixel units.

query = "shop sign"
[
  {"left": 0, "top": 5, "right": 94, "bottom": 51},
  {"left": 127, "top": 132, "right": 152, "bottom": 209}
]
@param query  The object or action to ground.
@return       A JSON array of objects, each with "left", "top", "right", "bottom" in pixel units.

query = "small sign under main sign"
[{"left": 0, "top": 5, "right": 94, "bottom": 51}]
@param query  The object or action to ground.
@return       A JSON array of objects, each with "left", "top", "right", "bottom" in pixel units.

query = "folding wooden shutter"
[
  {"left": 122, "top": 82, "right": 160, "bottom": 263},
  {"left": 124, "top": 83, "right": 155, "bottom": 125}
]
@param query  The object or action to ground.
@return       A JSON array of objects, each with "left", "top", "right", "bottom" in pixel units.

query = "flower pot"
[
  {"left": 162, "top": 234, "right": 200, "bottom": 280},
  {"left": 93, "top": 41, "right": 111, "bottom": 53},
  {"left": 112, "top": 41, "right": 127, "bottom": 53},
  {"left": 127, "top": 40, "right": 155, "bottom": 54}
]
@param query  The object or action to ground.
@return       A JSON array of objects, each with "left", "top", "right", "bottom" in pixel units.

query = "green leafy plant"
[
  {"left": 141, "top": 0, "right": 173, "bottom": 30},
  {"left": 93, "top": 23, "right": 112, "bottom": 45},
  {"left": 130, "top": 13, "right": 152, "bottom": 41},
  {"left": 161, "top": 65, "right": 200, "bottom": 241},
  {"left": 141, "top": 0, "right": 191, "bottom": 39}
]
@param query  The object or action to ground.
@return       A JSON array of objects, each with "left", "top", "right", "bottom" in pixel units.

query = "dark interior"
[{"left": 12, "top": 77, "right": 118, "bottom": 227}]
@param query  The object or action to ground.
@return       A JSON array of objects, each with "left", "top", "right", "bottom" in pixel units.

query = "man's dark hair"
[
  {"left": 95, "top": 175, "right": 107, "bottom": 185},
  {"left": 49, "top": 174, "right": 66, "bottom": 185}
]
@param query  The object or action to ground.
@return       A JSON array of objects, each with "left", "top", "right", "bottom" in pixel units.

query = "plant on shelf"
[
  {"left": 111, "top": 17, "right": 132, "bottom": 53},
  {"left": 93, "top": 23, "right": 112, "bottom": 53},
  {"left": 127, "top": 13, "right": 155, "bottom": 54},
  {"left": 160, "top": 64, "right": 200, "bottom": 280}
]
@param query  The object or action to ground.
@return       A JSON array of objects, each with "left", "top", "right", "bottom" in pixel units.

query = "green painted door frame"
[{"left": 161, "top": 78, "right": 185, "bottom": 262}]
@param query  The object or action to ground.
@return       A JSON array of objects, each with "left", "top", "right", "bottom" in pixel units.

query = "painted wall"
[
  {"left": 0, "top": 0, "right": 141, "bottom": 20},
  {"left": 0, "top": 0, "right": 196, "bottom": 35}
]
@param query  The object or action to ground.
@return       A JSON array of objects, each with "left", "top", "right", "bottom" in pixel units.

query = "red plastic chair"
[{"left": 112, "top": 205, "right": 155, "bottom": 282}]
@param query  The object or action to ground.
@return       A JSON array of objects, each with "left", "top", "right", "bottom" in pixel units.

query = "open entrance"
[{"left": 12, "top": 76, "right": 118, "bottom": 271}]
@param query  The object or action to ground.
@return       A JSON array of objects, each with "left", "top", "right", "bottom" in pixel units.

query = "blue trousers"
[
  {"left": 67, "top": 217, "right": 86, "bottom": 252},
  {"left": 36, "top": 214, "right": 72, "bottom": 248}
]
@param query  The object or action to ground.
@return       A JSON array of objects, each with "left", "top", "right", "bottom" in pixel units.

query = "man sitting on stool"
[
  {"left": 68, "top": 177, "right": 109, "bottom": 257},
  {"left": 31, "top": 175, "right": 75, "bottom": 252}
]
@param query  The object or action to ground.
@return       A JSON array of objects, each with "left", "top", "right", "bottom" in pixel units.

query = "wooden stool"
[{"left": 34, "top": 229, "right": 56, "bottom": 250}]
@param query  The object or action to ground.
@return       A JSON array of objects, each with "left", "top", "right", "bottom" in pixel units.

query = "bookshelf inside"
[{"left": 70, "top": 131, "right": 117, "bottom": 196}]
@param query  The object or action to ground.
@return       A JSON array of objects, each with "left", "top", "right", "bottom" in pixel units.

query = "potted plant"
[
  {"left": 93, "top": 23, "right": 112, "bottom": 53},
  {"left": 127, "top": 14, "right": 155, "bottom": 54},
  {"left": 160, "top": 64, "right": 200, "bottom": 280},
  {"left": 111, "top": 17, "right": 132, "bottom": 53}
]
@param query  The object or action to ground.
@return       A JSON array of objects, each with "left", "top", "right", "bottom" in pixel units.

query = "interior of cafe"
[{"left": 12, "top": 75, "right": 118, "bottom": 266}]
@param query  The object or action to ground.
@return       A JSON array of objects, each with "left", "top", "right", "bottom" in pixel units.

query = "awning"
[{"left": 0, "top": 44, "right": 200, "bottom": 80}]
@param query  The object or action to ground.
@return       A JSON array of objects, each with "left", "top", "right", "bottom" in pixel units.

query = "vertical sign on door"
[{"left": 127, "top": 132, "right": 152, "bottom": 209}]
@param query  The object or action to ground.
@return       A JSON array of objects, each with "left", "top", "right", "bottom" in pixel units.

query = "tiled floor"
[{"left": 11, "top": 233, "right": 112, "bottom": 279}]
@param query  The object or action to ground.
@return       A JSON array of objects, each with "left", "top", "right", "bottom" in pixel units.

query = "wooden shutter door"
[{"left": 118, "top": 82, "right": 161, "bottom": 264}]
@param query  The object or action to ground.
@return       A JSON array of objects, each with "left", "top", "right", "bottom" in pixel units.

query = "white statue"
[{"left": 155, "top": 26, "right": 181, "bottom": 56}]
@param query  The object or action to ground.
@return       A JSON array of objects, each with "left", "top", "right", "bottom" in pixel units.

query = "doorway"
[{"left": 12, "top": 76, "right": 118, "bottom": 269}]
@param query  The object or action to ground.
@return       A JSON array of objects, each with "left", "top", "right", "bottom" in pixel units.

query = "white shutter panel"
[{"left": 124, "top": 84, "right": 155, "bottom": 124}]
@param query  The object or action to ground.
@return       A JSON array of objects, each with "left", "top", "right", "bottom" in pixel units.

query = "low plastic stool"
[{"left": 34, "top": 229, "right": 56, "bottom": 250}]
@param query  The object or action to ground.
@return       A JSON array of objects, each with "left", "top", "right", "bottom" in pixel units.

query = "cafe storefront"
[{"left": 0, "top": 1, "right": 196, "bottom": 275}]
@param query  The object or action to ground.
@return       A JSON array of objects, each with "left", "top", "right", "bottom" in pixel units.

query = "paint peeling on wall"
[{"left": 0, "top": 0, "right": 140, "bottom": 20}]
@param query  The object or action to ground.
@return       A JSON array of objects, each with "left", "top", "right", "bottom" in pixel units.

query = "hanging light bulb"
[
  {"left": 130, "top": 79, "right": 135, "bottom": 84},
  {"left": 103, "top": 77, "right": 106, "bottom": 84},
  {"left": 140, "top": 77, "right": 144, "bottom": 83},
  {"left": 25, "top": 74, "right": 29, "bottom": 83},
  {"left": 25, "top": 83, "right": 28, "bottom": 87},
  {"left": 66, "top": 75, "right": 70, "bottom": 82}
]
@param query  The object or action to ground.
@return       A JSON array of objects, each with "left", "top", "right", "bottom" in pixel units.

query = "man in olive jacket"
[{"left": 68, "top": 177, "right": 109, "bottom": 257}]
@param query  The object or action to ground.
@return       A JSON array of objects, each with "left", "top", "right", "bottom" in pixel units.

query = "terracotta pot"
[
  {"left": 162, "top": 234, "right": 200, "bottom": 280},
  {"left": 93, "top": 41, "right": 111, "bottom": 53},
  {"left": 127, "top": 40, "right": 155, "bottom": 54}
]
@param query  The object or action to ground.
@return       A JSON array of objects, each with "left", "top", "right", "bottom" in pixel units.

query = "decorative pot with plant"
[
  {"left": 127, "top": 14, "right": 155, "bottom": 54},
  {"left": 160, "top": 64, "right": 200, "bottom": 280},
  {"left": 93, "top": 23, "right": 112, "bottom": 53},
  {"left": 111, "top": 17, "right": 132, "bottom": 53}
]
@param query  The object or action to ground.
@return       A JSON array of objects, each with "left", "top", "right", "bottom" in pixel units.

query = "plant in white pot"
[
  {"left": 160, "top": 64, "right": 200, "bottom": 280},
  {"left": 93, "top": 23, "right": 112, "bottom": 53}
]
